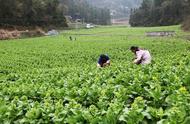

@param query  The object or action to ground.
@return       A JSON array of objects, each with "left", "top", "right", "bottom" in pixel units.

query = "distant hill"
[{"left": 87, "top": 0, "right": 142, "bottom": 19}]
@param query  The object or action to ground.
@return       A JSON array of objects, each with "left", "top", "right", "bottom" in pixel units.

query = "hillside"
[{"left": 87, "top": 0, "right": 142, "bottom": 19}]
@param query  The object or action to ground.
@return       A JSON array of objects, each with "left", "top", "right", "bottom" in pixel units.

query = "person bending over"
[
  {"left": 97, "top": 54, "right": 110, "bottom": 67},
  {"left": 130, "top": 46, "right": 151, "bottom": 65}
]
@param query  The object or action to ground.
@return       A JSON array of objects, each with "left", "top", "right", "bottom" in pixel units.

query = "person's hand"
[
  {"left": 97, "top": 63, "right": 101, "bottom": 68},
  {"left": 103, "top": 63, "right": 107, "bottom": 67},
  {"left": 103, "top": 63, "right": 110, "bottom": 67},
  {"left": 135, "top": 60, "right": 142, "bottom": 65},
  {"left": 107, "top": 62, "right": 110, "bottom": 66}
]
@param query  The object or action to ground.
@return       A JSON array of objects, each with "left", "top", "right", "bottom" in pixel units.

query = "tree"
[
  {"left": 0, "top": 0, "right": 67, "bottom": 27},
  {"left": 129, "top": 0, "right": 190, "bottom": 27},
  {"left": 182, "top": 0, "right": 190, "bottom": 31},
  {"left": 59, "top": 0, "right": 111, "bottom": 25}
]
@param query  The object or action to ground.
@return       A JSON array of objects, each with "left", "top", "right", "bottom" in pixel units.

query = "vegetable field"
[{"left": 1, "top": 25, "right": 190, "bottom": 124}]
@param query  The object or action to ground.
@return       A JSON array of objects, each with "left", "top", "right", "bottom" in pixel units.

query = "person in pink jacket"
[{"left": 130, "top": 46, "right": 152, "bottom": 65}]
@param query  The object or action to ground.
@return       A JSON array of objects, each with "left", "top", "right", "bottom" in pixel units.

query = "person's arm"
[
  {"left": 104, "top": 56, "right": 110, "bottom": 66},
  {"left": 106, "top": 60, "right": 110, "bottom": 65},
  {"left": 133, "top": 51, "right": 143, "bottom": 64},
  {"left": 102, "top": 60, "right": 110, "bottom": 67}
]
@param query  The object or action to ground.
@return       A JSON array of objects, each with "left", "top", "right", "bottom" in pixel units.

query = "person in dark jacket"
[{"left": 97, "top": 54, "right": 110, "bottom": 67}]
